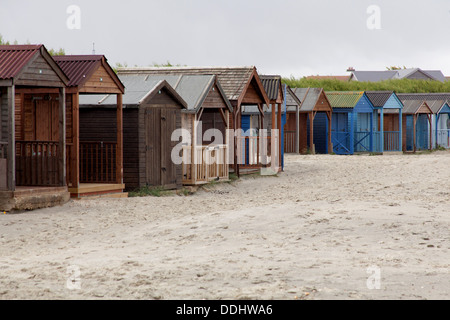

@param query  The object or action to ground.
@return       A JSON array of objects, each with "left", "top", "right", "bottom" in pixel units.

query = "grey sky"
[{"left": 1, "top": 0, "right": 450, "bottom": 78}]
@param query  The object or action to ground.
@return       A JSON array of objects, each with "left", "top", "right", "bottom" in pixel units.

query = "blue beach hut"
[
  {"left": 365, "top": 91, "right": 403, "bottom": 153},
  {"left": 326, "top": 91, "right": 375, "bottom": 155}
]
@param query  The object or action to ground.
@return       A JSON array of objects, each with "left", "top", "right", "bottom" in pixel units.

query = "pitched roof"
[
  {"left": 351, "top": 71, "right": 397, "bottom": 82},
  {"left": 0, "top": 45, "right": 42, "bottom": 79},
  {"left": 291, "top": 88, "right": 325, "bottom": 112},
  {"left": 365, "top": 91, "right": 394, "bottom": 108},
  {"left": 260, "top": 75, "right": 283, "bottom": 101},
  {"left": 351, "top": 69, "right": 446, "bottom": 82},
  {"left": 118, "top": 66, "right": 265, "bottom": 102},
  {"left": 79, "top": 73, "right": 230, "bottom": 113},
  {"left": 398, "top": 100, "right": 432, "bottom": 114},
  {"left": 0, "top": 45, "right": 68, "bottom": 86},
  {"left": 54, "top": 55, "right": 124, "bottom": 92},
  {"left": 397, "top": 93, "right": 450, "bottom": 114},
  {"left": 285, "top": 86, "right": 301, "bottom": 112},
  {"left": 325, "top": 91, "right": 364, "bottom": 108}
]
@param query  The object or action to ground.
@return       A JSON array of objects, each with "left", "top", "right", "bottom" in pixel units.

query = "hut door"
[
  {"left": 35, "top": 99, "right": 59, "bottom": 141},
  {"left": 145, "top": 107, "right": 177, "bottom": 189}
]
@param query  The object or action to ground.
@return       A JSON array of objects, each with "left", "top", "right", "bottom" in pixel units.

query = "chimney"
[{"left": 346, "top": 67, "right": 355, "bottom": 72}]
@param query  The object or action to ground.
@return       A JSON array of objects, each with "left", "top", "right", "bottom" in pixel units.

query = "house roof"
[
  {"left": 351, "top": 71, "right": 398, "bottom": 82},
  {"left": 351, "top": 69, "right": 446, "bottom": 82},
  {"left": 285, "top": 86, "right": 301, "bottom": 112},
  {"left": 325, "top": 91, "right": 364, "bottom": 108},
  {"left": 118, "top": 66, "right": 267, "bottom": 104},
  {"left": 260, "top": 75, "right": 283, "bottom": 102},
  {"left": 0, "top": 44, "right": 68, "bottom": 85},
  {"left": 79, "top": 73, "right": 231, "bottom": 113},
  {"left": 365, "top": 91, "right": 394, "bottom": 108},
  {"left": 54, "top": 55, "right": 124, "bottom": 92}
]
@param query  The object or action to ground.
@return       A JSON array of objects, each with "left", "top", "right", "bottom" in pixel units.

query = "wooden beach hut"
[
  {"left": 118, "top": 67, "right": 278, "bottom": 175},
  {"left": 0, "top": 45, "right": 70, "bottom": 211},
  {"left": 283, "top": 86, "right": 302, "bottom": 153},
  {"left": 291, "top": 88, "right": 332, "bottom": 154},
  {"left": 80, "top": 75, "right": 188, "bottom": 190},
  {"left": 326, "top": 91, "right": 375, "bottom": 155},
  {"left": 53, "top": 55, "right": 126, "bottom": 198},
  {"left": 80, "top": 73, "right": 232, "bottom": 189},
  {"left": 365, "top": 91, "right": 403, "bottom": 153},
  {"left": 394, "top": 96, "right": 433, "bottom": 152},
  {"left": 397, "top": 93, "right": 450, "bottom": 149}
]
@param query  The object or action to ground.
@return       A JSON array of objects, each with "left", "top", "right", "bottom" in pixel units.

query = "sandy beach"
[{"left": 0, "top": 152, "right": 449, "bottom": 300}]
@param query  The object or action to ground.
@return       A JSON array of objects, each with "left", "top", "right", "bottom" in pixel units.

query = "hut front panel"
[
  {"left": 199, "top": 109, "right": 227, "bottom": 145},
  {"left": 242, "top": 79, "right": 264, "bottom": 104},
  {"left": 284, "top": 112, "right": 297, "bottom": 153},
  {"left": 123, "top": 108, "right": 139, "bottom": 190},
  {"left": 79, "top": 108, "right": 118, "bottom": 183},
  {"left": 81, "top": 65, "right": 122, "bottom": 94},
  {"left": 202, "top": 84, "right": 228, "bottom": 109},
  {"left": 307, "top": 113, "right": 328, "bottom": 154},
  {"left": 15, "top": 54, "right": 64, "bottom": 87},
  {"left": 298, "top": 113, "right": 308, "bottom": 154},
  {"left": 0, "top": 88, "right": 7, "bottom": 143}
]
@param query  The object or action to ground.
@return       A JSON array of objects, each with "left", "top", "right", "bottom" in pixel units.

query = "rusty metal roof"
[
  {"left": 54, "top": 55, "right": 124, "bottom": 92},
  {"left": 0, "top": 45, "right": 42, "bottom": 79},
  {"left": 53, "top": 55, "right": 103, "bottom": 87}
]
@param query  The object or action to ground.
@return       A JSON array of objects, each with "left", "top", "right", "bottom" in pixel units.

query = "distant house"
[{"left": 349, "top": 68, "right": 446, "bottom": 82}]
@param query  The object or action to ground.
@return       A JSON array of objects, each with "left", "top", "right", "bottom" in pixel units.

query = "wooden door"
[
  {"left": 145, "top": 107, "right": 178, "bottom": 189},
  {"left": 35, "top": 99, "right": 59, "bottom": 141}
]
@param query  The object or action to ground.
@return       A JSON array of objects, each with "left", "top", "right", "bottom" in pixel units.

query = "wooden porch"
[{"left": 182, "top": 144, "right": 229, "bottom": 185}]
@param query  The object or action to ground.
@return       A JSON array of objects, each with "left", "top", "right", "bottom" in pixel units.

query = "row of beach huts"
[{"left": 0, "top": 44, "right": 449, "bottom": 211}]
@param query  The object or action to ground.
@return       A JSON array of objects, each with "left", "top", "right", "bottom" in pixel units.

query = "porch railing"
[
  {"left": 15, "top": 140, "right": 60, "bottom": 186},
  {"left": 80, "top": 141, "right": 117, "bottom": 183},
  {"left": 182, "top": 144, "right": 228, "bottom": 184},
  {"left": 284, "top": 130, "right": 296, "bottom": 153},
  {"left": 236, "top": 136, "right": 272, "bottom": 168},
  {"left": 331, "top": 131, "right": 351, "bottom": 155},
  {"left": 354, "top": 131, "right": 372, "bottom": 152},
  {"left": 384, "top": 131, "right": 400, "bottom": 152}
]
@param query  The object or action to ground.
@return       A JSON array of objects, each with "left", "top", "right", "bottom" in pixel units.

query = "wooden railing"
[
  {"left": 236, "top": 136, "right": 272, "bottom": 168},
  {"left": 182, "top": 145, "right": 228, "bottom": 184},
  {"left": 15, "top": 140, "right": 60, "bottom": 186},
  {"left": 384, "top": 131, "right": 400, "bottom": 152},
  {"left": 284, "top": 130, "right": 296, "bottom": 153},
  {"left": 80, "top": 141, "right": 116, "bottom": 183}
]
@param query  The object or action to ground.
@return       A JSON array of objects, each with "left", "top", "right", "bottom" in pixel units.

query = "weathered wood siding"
[
  {"left": 15, "top": 54, "right": 64, "bottom": 87},
  {"left": 123, "top": 108, "right": 139, "bottom": 190},
  {"left": 81, "top": 64, "right": 121, "bottom": 94}
]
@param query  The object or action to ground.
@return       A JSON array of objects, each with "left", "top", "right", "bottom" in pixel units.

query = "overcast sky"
[{"left": 1, "top": 0, "right": 450, "bottom": 78}]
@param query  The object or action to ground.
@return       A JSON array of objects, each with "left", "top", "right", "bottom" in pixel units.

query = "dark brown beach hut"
[
  {"left": 53, "top": 55, "right": 126, "bottom": 198},
  {"left": 0, "top": 45, "right": 70, "bottom": 211}
]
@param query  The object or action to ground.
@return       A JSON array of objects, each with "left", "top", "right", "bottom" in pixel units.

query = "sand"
[{"left": 0, "top": 152, "right": 449, "bottom": 300}]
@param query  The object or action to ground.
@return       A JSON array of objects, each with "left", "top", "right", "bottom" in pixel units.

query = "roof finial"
[{"left": 92, "top": 42, "right": 95, "bottom": 55}]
